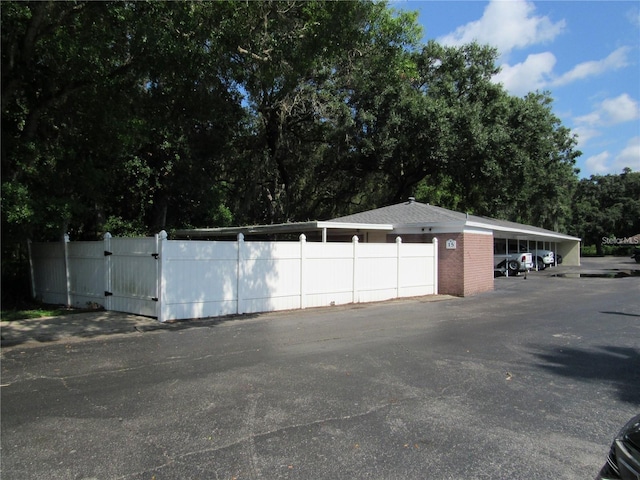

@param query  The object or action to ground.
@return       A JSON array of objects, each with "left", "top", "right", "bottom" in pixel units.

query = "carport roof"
[{"left": 172, "top": 221, "right": 393, "bottom": 238}]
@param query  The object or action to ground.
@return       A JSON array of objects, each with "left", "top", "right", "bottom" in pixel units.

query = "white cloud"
[
  {"left": 438, "top": 0, "right": 565, "bottom": 57},
  {"left": 573, "top": 95, "right": 639, "bottom": 159},
  {"left": 572, "top": 125, "right": 601, "bottom": 148},
  {"left": 551, "top": 47, "right": 631, "bottom": 87},
  {"left": 495, "top": 48, "right": 633, "bottom": 97},
  {"left": 493, "top": 52, "right": 556, "bottom": 96},
  {"left": 575, "top": 94, "right": 640, "bottom": 127},
  {"left": 583, "top": 137, "right": 640, "bottom": 176},
  {"left": 615, "top": 136, "right": 640, "bottom": 171},
  {"left": 627, "top": 6, "right": 640, "bottom": 27},
  {"left": 438, "top": 1, "right": 631, "bottom": 98},
  {"left": 601, "top": 94, "right": 640, "bottom": 124},
  {"left": 585, "top": 151, "right": 611, "bottom": 175}
]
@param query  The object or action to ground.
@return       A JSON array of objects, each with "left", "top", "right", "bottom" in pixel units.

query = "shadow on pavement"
[
  {"left": 532, "top": 344, "right": 640, "bottom": 405},
  {"left": 600, "top": 311, "right": 640, "bottom": 318},
  {"left": 0, "top": 310, "right": 260, "bottom": 349}
]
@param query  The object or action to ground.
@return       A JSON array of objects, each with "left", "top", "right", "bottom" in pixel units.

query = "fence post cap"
[
  {"left": 237, "top": 232, "right": 245, "bottom": 242},
  {"left": 158, "top": 230, "right": 168, "bottom": 240},
  {"left": 352, "top": 235, "right": 359, "bottom": 243},
  {"left": 104, "top": 232, "right": 112, "bottom": 239},
  {"left": 395, "top": 236, "right": 402, "bottom": 244},
  {"left": 299, "top": 233, "right": 306, "bottom": 242}
]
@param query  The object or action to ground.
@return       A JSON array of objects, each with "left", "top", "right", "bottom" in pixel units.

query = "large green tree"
[
  {"left": 2, "top": 2, "right": 135, "bottom": 241},
  {"left": 2, "top": 0, "right": 583, "bottom": 239},
  {"left": 409, "top": 43, "right": 580, "bottom": 230},
  {"left": 217, "top": 0, "right": 423, "bottom": 224},
  {"left": 1, "top": 1, "right": 244, "bottom": 241},
  {"left": 107, "top": 1, "right": 243, "bottom": 233},
  {"left": 3, "top": 0, "right": 591, "bottom": 306},
  {"left": 572, "top": 169, "right": 640, "bottom": 253}
]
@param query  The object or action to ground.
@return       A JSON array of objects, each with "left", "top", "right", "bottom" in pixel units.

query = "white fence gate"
[
  {"left": 29, "top": 232, "right": 438, "bottom": 322},
  {"left": 106, "top": 234, "right": 160, "bottom": 318}
]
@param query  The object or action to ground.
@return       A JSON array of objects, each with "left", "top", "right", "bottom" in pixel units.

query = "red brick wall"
[
  {"left": 436, "top": 233, "right": 465, "bottom": 296},
  {"left": 462, "top": 233, "right": 494, "bottom": 296},
  {"left": 393, "top": 232, "right": 493, "bottom": 296}
]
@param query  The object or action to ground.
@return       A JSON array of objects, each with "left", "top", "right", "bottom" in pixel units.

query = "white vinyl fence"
[{"left": 29, "top": 232, "right": 438, "bottom": 322}]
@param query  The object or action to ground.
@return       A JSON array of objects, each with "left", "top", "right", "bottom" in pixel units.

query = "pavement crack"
[
  {"left": 116, "top": 399, "right": 406, "bottom": 479},
  {"left": 58, "top": 375, "right": 109, "bottom": 411},
  {"left": 242, "top": 393, "right": 262, "bottom": 479}
]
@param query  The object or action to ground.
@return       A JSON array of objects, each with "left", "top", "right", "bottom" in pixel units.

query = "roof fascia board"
[
  {"left": 393, "top": 220, "right": 579, "bottom": 241},
  {"left": 396, "top": 221, "right": 466, "bottom": 230},
  {"left": 462, "top": 227, "right": 493, "bottom": 235},
  {"left": 317, "top": 221, "right": 393, "bottom": 231},
  {"left": 480, "top": 222, "right": 580, "bottom": 241},
  {"left": 395, "top": 223, "right": 493, "bottom": 236}
]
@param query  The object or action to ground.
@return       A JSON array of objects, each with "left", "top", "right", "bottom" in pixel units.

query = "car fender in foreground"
[{"left": 596, "top": 414, "right": 640, "bottom": 480}]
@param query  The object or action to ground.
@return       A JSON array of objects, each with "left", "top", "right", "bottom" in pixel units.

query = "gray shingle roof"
[{"left": 330, "top": 200, "right": 466, "bottom": 224}]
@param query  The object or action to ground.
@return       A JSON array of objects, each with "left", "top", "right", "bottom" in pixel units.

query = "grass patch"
[
  {"left": 1, "top": 308, "right": 70, "bottom": 322},
  {"left": 0, "top": 304, "right": 101, "bottom": 322}
]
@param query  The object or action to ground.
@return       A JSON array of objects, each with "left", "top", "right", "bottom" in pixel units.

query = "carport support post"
[{"left": 505, "top": 239, "right": 509, "bottom": 277}]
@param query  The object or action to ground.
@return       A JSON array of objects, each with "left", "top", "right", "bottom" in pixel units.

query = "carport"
[
  {"left": 323, "top": 199, "right": 581, "bottom": 296},
  {"left": 174, "top": 221, "right": 393, "bottom": 242},
  {"left": 490, "top": 220, "right": 580, "bottom": 268}
]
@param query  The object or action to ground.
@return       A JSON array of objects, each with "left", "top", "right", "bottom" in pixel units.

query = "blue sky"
[{"left": 397, "top": 0, "right": 640, "bottom": 178}]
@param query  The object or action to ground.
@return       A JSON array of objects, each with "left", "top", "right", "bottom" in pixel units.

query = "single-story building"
[{"left": 174, "top": 198, "right": 581, "bottom": 297}]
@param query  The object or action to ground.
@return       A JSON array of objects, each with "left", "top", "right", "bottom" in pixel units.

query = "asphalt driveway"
[{"left": 1, "top": 256, "right": 639, "bottom": 479}]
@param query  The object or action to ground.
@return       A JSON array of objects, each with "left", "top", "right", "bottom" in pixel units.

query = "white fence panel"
[
  {"left": 29, "top": 242, "right": 68, "bottom": 305},
  {"left": 160, "top": 240, "right": 238, "bottom": 322},
  {"left": 239, "top": 240, "right": 302, "bottom": 314},
  {"left": 67, "top": 241, "right": 105, "bottom": 308},
  {"left": 109, "top": 236, "right": 158, "bottom": 317},
  {"left": 398, "top": 242, "right": 436, "bottom": 297},
  {"left": 303, "top": 241, "right": 354, "bottom": 308},
  {"left": 355, "top": 242, "right": 399, "bottom": 303},
  {"left": 29, "top": 233, "right": 437, "bottom": 323}
]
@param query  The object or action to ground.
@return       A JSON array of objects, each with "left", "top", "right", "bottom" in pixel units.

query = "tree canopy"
[
  {"left": 2, "top": 0, "right": 597, "bottom": 253},
  {"left": 571, "top": 168, "right": 640, "bottom": 254}
]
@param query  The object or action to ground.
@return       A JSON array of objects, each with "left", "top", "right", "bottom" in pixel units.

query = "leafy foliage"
[
  {"left": 1, "top": 0, "right": 612, "bottom": 264},
  {"left": 572, "top": 169, "right": 640, "bottom": 254}
]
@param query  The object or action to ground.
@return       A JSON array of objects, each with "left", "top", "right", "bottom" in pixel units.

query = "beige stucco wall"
[{"left": 557, "top": 241, "right": 581, "bottom": 266}]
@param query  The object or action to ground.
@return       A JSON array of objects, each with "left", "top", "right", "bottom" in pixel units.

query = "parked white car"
[
  {"left": 494, "top": 252, "right": 533, "bottom": 276},
  {"left": 527, "top": 249, "right": 555, "bottom": 270}
]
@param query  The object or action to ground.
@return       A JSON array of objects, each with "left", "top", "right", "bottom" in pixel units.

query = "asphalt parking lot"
[{"left": 1, "top": 256, "right": 639, "bottom": 479}]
